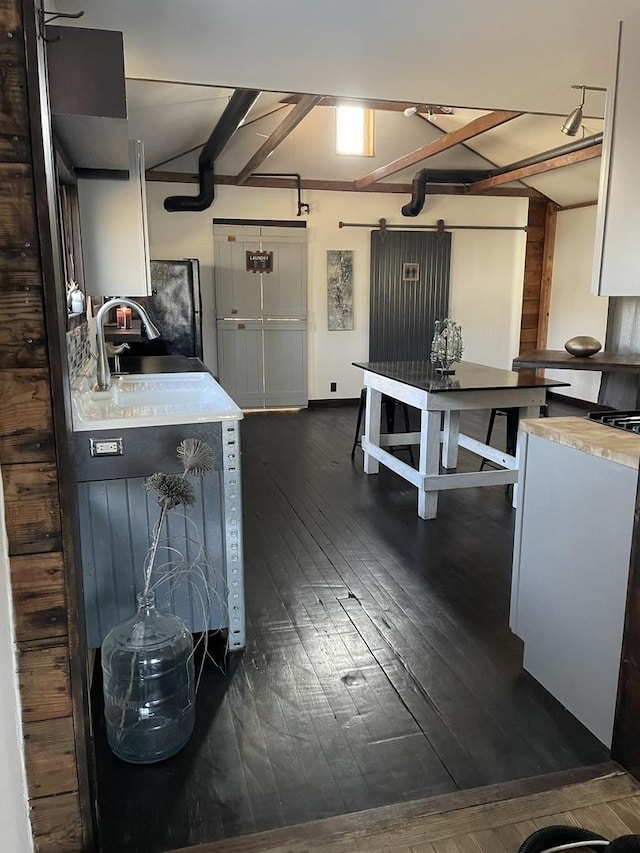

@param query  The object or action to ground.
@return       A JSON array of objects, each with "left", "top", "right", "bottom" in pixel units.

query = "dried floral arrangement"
[
  {"left": 142, "top": 438, "right": 224, "bottom": 648},
  {"left": 101, "top": 438, "right": 221, "bottom": 763},
  {"left": 143, "top": 438, "right": 215, "bottom": 586},
  {"left": 430, "top": 317, "right": 464, "bottom": 374}
]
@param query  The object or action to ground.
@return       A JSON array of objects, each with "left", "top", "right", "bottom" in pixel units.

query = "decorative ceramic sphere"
[{"left": 564, "top": 336, "right": 602, "bottom": 357}]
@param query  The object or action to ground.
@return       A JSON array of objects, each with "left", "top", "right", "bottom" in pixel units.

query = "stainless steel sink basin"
[{"left": 72, "top": 372, "right": 243, "bottom": 431}]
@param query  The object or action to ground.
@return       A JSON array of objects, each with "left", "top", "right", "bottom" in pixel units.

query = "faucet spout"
[{"left": 94, "top": 297, "right": 161, "bottom": 391}]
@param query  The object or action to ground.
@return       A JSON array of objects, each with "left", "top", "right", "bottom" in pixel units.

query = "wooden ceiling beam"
[
  {"left": 146, "top": 169, "right": 545, "bottom": 198},
  {"left": 354, "top": 110, "right": 521, "bottom": 189},
  {"left": 236, "top": 94, "right": 322, "bottom": 185},
  {"left": 467, "top": 144, "right": 602, "bottom": 193}
]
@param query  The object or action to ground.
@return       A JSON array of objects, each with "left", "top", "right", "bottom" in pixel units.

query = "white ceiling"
[{"left": 52, "top": 0, "right": 638, "bottom": 206}]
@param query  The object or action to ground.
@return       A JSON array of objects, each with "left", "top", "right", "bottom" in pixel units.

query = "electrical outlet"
[
  {"left": 90, "top": 438, "right": 123, "bottom": 457},
  {"left": 330, "top": 382, "right": 337, "bottom": 392}
]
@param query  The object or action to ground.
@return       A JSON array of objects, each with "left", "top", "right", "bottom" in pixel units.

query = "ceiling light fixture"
[
  {"left": 561, "top": 84, "right": 607, "bottom": 137},
  {"left": 403, "top": 104, "right": 454, "bottom": 119}
]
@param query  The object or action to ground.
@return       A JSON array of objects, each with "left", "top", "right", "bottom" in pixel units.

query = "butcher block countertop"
[{"left": 521, "top": 416, "right": 640, "bottom": 469}]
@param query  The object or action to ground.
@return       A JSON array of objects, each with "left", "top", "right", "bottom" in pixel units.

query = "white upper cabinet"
[
  {"left": 593, "top": 13, "right": 640, "bottom": 296},
  {"left": 78, "top": 139, "right": 151, "bottom": 298}
]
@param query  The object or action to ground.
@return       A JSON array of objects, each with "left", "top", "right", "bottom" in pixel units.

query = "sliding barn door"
[
  {"left": 369, "top": 230, "right": 451, "bottom": 360},
  {"left": 214, "top": 224, "right": 307, "bottom": 408}
]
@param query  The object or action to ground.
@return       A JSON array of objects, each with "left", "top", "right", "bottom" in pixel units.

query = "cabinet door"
[
  {"left": 592, "top": 14, "right": 640, "bottom": 296},
  {"left": 216, "top": 322, "right": 264, "bottom": 408},
  {"left": 261, "top": 238, "right": 307, "bottom": 319},
  {"left": 78, "top": 473, "right": 228, "bottom": 648},
  {"left": 214, "top": 231, "right": 263, "bottom": 319},
  {"left": 513, "top": 433, "right": 635, "bottom": 746},
  {"left": 78, "top": 140, "right": 151, "bottom": 298},
  {"left": 264, "top": 322, "right": 308, "bottom": 408}
]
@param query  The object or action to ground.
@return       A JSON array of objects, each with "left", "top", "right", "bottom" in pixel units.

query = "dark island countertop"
[{"left": 354, "top": 360, "right": 569, "bottom": 393}]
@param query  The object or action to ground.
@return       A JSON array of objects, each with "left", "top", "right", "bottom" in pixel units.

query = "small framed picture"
[{"left": 402, "top": 262, "right": 420, "bottom": 281}]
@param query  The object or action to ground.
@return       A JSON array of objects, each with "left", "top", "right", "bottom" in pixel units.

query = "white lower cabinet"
[{"left": 511, "top": 429, "right": 637, "bottom": 746}]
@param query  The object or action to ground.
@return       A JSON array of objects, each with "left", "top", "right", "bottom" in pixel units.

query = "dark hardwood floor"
[{"left": 92, "top": 400, "right": 608, "bottom": 853}]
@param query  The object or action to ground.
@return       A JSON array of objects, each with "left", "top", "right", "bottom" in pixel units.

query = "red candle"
[{"left": 116, "top": 307, "right": 132, "bottom": 329}]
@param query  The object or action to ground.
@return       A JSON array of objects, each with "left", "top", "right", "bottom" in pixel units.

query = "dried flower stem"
[{"left": 141, "top": 439, "right": 215, "bottom": 599}]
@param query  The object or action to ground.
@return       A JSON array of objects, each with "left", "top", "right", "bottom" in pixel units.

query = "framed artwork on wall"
[
  {"left": 327, "top": 249, "right": 354, "bottom": 331},
  {"left": 402, "top": 262, "right": 420, "bottom": 281}
]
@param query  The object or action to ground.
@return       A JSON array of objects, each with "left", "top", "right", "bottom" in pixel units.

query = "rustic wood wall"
[
  {"left": 0, "top": 0, "right": 91, "bottom": 849},
  {"left": 519, "top": 198, "right": 558, "bottom": 354}
]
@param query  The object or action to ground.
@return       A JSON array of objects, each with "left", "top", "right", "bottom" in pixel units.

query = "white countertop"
[{"left": 72, "top": 372, "right": 243, "bottom": 431}]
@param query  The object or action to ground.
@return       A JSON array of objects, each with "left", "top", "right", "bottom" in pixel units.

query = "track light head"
[
  {"left": 561, "top": 84, "right": 607, "bottom": 136},
  {"left": 561, "top": 104, "right": 584, "bottom": 136},
  {"left": 403, "top": 106, "right": 418, "bottom": 117}
]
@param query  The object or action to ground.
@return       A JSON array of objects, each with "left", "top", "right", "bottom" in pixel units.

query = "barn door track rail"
[{"left": 338, "top": 217, "right": 527, "bottom": 237}]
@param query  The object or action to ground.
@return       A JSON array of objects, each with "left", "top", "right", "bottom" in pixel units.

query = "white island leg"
[
  {"left": 442, "top": 410, "right": 460, "bottom": 469},
  {"left": 363, "top": 386, "right": 382, "bottom": 474},
  {"left": 418, "top": 410, "right": 442, "bottom": 519}
]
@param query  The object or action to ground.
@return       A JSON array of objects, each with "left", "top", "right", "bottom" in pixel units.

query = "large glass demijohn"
[{"left": 101, "top": 591, "right": 195, "bottom": 764}]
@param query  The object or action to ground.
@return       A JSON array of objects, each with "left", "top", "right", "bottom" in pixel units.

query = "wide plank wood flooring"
[
  {"left": 92, "top": 401, "right": 609, "bottom": 853},
  {"left": 168, "top": 765, "right": 639, "bottom": 852}
]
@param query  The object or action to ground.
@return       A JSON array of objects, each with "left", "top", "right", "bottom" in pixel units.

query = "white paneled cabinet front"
[
  {"left": 78, "top": 139, "right": 152, "bottom": 298},
  {"left": 592, "top": 13, "right": 640, "bottom": 296},
  {"left": 214, "top": 225, "right": 308, "bottom": 408},
  {"left": 511, "top": 430, "right": 636, "bottom": 746}
]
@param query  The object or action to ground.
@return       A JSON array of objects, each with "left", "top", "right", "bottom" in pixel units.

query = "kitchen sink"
[
  {"left": 72, "top": 372, "right": 243, "bottom": 431},
  {"left": 113, "top": 373, "right": 214, "bottom": 406}
]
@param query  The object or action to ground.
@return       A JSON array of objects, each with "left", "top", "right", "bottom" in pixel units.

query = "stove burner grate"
[{"left": 587, "top": 410, "right": 640, "bottom": 433}]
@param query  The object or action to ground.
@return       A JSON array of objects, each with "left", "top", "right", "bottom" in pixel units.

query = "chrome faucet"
[{"left": 95, "top": 297, "right": 161, "bottom": 391}]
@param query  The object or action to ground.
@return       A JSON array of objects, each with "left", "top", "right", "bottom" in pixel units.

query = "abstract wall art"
[{"left": 327, "top": 249, "right": 354, "bottom": 331}]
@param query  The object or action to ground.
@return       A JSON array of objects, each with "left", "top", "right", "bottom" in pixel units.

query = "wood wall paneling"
[
  {"left": 10, "top": 552, "right": 68, "bottom": 642},
  {"left": 0, "top": 1, "right": 89, "bottom": 848},
  {"left": 537, "top": 203, "right": 558, "bottom": 349},
  {"left": 2, "top": 462, "right": 62, "bottom": 554},
  {"left": 0, "top": 370, "right": 54, "bottom": 462},
  {"left": 23, "top": 715, "right": 79, "bottom": 798},
  {"left": 0, "top": 162, "right": 37, "bottom": 245},
  {"left": 519, "top": 199, "right": 557, "bottom": 355},
  {"left": 31, "top": 793, "right": 84, "bottom": 853},
  {"left": 18, "top": 640, "right": 72, "bottom": 722},
  {"left": 0, "top": 274, "right": 48, "bottom": 367},
  {"left": 30, "top": 792, "right": 84, "bottom": 853}
]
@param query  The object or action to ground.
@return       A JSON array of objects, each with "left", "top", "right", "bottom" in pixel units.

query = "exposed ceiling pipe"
[
  {"left": 251, "top": 173, "right": 310, "bottom": 215},
  {"left": 401, "top": 169, "right": 429, "bottom": 216},
  {"left": 164, "top": 89, "right": 261, "bottom": 212},
  {"left": 485, "top": 132, "right": 602, "bottom": 179}
]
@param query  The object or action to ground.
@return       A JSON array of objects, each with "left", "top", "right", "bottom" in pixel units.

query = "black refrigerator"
[{"left": 124, "top": 259, "right": 203, "bottom": 358}]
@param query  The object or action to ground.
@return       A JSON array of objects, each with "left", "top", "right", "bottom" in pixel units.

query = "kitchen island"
[
  {"left": 72, "top": 356, "right": 245, "bottom": 649},
  {"left": 353, "top": 360, "right": 567, "bottom": 519},
  {"left": 511, "top": 416, "right": 640, "bottom": 747}
]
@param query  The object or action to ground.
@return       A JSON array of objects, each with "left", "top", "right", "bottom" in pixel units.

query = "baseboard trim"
[{"left": 308, "top": 398, "right": 359, "bottom": 408}]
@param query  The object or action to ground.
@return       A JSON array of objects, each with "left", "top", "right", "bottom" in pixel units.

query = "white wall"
[
  {"left": 0, "top": 472, "right": 33, "bottom": 853},
  {"left": 545, "top": 207, "right": 609, "bottom": 403},
  {"left": 147, "top": 182, "right": 528, "bottom": 400}
]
